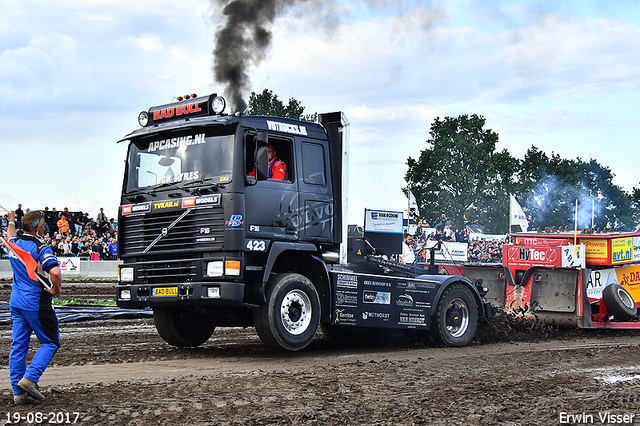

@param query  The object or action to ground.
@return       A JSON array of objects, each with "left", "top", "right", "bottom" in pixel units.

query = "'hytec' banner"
[{"left": 503, "top": 244, "right": 585, "bottom": 269}]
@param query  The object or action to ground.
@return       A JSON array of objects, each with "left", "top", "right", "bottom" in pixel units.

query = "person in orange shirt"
[
  {"left": 266, "top": 143, "right": 286, "bottom": 180},
  {"left": 56, "top": 213, "right": 69, "bottom": 237},
  {"left": 248, "top": 143, "right": 287, "bottom": 180}
]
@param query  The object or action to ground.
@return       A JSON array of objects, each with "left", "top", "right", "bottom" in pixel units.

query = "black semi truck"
[{"left": 115, "top": 93, "right": 494, "bottom": 351}]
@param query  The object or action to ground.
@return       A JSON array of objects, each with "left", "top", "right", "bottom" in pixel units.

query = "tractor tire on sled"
[{"left": 602, "top": 284, "right": 637, "bottom": 321}]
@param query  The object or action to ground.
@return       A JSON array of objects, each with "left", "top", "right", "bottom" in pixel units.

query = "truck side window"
[
  {"left": 268, "top": 137, "right": 292, "bottom": 182},
  {"left": 301, "top": 142, "right": 326, "bottom": 186},
  {"left": 246, "top": 133, "right": 293, "bottom": 182}
]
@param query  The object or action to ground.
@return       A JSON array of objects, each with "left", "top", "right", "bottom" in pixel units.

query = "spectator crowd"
[
  {"left": 3, "top": 205, "right": 504, "bottom": 265},
  {"left": 403, "top": 220, "right": 505, "bottom": 264},
  {"left": 1, "top": 204, "right": 118, "bottom": 261}
]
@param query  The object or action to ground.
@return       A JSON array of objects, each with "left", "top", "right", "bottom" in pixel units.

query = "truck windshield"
[{"left": 124, "top": 131, "right": 234, "bottom": 193}]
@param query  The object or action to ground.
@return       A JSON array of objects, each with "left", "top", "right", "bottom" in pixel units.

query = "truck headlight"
[
  {"left": 120, "top": 267, "right": 134, "bottom": 282},
  {"left": 212, "top": 96, "right": 226, "bottom": 114},
  {"left": 207, "top": 261, "right": 224, "bottom": 277},
  {"left": 138, "top": 111, "right": 149, "bottom": 127},
  {"left": 120, "top": 289, "right": 131, "bottom": 301}
]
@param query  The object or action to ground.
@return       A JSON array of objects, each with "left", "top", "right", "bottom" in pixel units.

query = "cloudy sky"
[{"left": 1, "top": 0, "right": 639, "bottom": 225}]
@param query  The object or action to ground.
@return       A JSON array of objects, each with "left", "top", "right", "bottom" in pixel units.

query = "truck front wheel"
[
  {"left": 153, "top": 307, "right": 216, "bottom": 347},
  {"left": 432, "top": 283, "right": 478, "bottom": 347},
  {"left": 253, "top": 273, "right": 320, "bottom": 351}
]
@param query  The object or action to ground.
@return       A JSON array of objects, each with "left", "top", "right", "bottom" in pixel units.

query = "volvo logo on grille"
[{"left": 142, "top": 208, "right": 193, "bottom": 254}]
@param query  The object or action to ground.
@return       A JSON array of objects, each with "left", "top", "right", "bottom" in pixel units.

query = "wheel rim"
[
  {"left": 617, "top": 288, "right": 634, "bottom": 309},
  {"left": 445, "top": 297, "right": 470, "bottom": 338},
  {"left": 280, "top": 290, "right": 312, "bottom": 335}
]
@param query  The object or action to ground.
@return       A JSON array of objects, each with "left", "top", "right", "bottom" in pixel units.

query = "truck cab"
[
  {"left": 116, "top": 94, "right": 493, "bottom": 351},
  {"left": 116, "top": 94, "right": 348, "bottom": 349}
]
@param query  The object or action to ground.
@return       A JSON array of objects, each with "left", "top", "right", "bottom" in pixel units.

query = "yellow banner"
[
  {"left": 615, "top": 264, "right": 640, "bottom": 302},
  {"left": 581, "top": 238, "right": 608, "bottom": 265},
  {"left": 611, "top": 238, "right": 633, "bottom": 264}
]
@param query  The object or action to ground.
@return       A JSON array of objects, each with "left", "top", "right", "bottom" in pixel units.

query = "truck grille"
[
  {"left": 120, "top": 208, "right": 225, "bottom": 255},
  {"left": 138, "top": 259, "right": 199, "bottom": 284}
]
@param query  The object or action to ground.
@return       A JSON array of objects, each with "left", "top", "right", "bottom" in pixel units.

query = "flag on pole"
[
  {"left": 509, "top": 195, "right": 529, "bottom": 232},
  {"left": 409, "top": 192, "right": 419, "bottom": 216},
  {"left": 0, "top": 237, "right": 52, "bottom": 289}
]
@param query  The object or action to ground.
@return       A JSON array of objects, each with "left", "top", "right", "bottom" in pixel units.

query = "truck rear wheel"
[
  {"left": 432, "top": 283, "right": 478, "bottom": 347},
  {"left": 602, "top": 284, "right": 637, "bottom": 321},
  {"left": 153, "top": 307, "right": 215, "bottom": 347},
  {"left": 253, "top": 273, "right": 320, "bottom": 351}
]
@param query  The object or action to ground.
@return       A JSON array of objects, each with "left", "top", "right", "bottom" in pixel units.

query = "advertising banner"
[
  {"left": 332, "top": 271, "right": 435, "bottom": 329},
  {"left": 581, "top": 238, "right": 609, "bottom": 265},
  {"left": 611, "top": 237, "right": 634, "bottom": 264},
  {"left": 58, "top": 257, "right": 81, "bottom": 275},
  {"left": 503, "top": 244, "right": 585, "bottom": 269},
  {"left": 363, "top": 209, "right": 403, "bottom": 256},
  {"left": 588, "top": 264, "right": 640, "bottom": 302},
  {"left": 422, "top": 241, "right": 468, "bottom": 262},
  {"left": 363, "top": 210, "right": 403, "bottom": 234}
]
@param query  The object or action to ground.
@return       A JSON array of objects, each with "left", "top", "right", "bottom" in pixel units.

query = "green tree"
[
  {"left": 631, "top": 186, "right": 640, "bottom": 229},
  {"left": 405, "top": 114, "right": 515, "bottom": 233},
  {"left": 247, "top": 88, "right": 316, "bottom": 122},
  {"left": 516, "top": 147, "right": 635, "bottom": 231},
  {"left": 406, "top": 116, "right": 638, "bottom": 234}
]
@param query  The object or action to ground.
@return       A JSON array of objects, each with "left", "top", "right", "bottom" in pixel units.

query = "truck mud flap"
[
  {"left": 463, "top": 265, "right": 505, "bottom": 309},
  {"left": 529, "top": 268, "right": 578, "bottom": 313}
]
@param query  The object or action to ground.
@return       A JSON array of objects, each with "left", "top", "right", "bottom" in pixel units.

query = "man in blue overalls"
[{"left": 5, "top": 210, "right": 62, "bottom": 404}]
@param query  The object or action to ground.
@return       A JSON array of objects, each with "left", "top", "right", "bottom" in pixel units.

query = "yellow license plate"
[{"left": 153, "top": 287, "right": 178, "bottom": 296}]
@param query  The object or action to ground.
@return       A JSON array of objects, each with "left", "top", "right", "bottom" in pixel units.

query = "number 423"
[{"left": 246, "top": 240, "right": 267, "bottom": 251}]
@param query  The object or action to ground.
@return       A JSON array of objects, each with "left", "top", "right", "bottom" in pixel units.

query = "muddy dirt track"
[{"left": 0, "top": 282, "right": 638, "bottom": 425}]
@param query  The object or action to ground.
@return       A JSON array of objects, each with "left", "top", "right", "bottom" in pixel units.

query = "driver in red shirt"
[
  {"left": 249, "top": 143, "right": 286, "bottom": 180},
  {"left": 266, "top": 143, "right": 286, "bottom": 180}
]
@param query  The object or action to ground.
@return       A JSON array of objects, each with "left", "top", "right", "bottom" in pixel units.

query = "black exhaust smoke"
[
  {"left": 212, "top": 0, "right": 298, "bottom": 112},
  {"left": 211, "top": 1, "right": 426, "bottom": 112}
]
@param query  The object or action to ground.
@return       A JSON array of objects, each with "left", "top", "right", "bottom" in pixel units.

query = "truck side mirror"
[
  {"left": 256, "top": 132, "right": 268, "bottom": 144},
  {"left": 255, "top": 146, "right": 269, "bottom": 181}
]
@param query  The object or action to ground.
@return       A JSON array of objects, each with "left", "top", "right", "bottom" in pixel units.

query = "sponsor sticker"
[
  {"left": 399, "top": 312, "right": 427, "bottom": 326},
  {"left": 334, "top": 309, "right": 356, "bottom": 325},
  {"left": 226, "top": 214, "right": 244, "bottom": 228},
  {"left": 336, "top": 274, "right": 358, "bottom": 289},
  {"left": 153, "top": 201, "right": 180, "bottom": 210},
  {"left": 266, "top": 120, "right": 308, "bottom": 135},
  {"left": 362, "top": 311, "right": 390, "bottom": 321},
  {"left": 183, "top": 195, "right": 221, "bottom": 208},
  {"left": 335, "top": 290, "right": 358, "bottom": 307},
  {"left": 122, "top": 203, "right": 150, "bottom": 215},
  {"left": 363, "top": 290, "right": 391, "bottom": 305}
]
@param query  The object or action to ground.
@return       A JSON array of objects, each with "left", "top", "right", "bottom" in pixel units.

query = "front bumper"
[{"left": 116, "top": 281, "right": 245, "bottom": 309}]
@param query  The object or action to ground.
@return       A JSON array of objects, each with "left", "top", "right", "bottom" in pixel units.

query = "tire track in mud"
[{"left": 1, "top": 331, "right": 637, "bottom": 388}]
